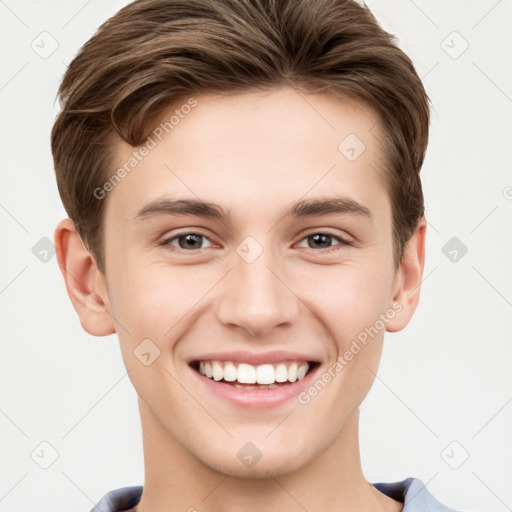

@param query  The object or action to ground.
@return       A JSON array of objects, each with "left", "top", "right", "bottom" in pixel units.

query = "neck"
[{"left": 132, "top": 399, "right": 401, "bottom": 512}]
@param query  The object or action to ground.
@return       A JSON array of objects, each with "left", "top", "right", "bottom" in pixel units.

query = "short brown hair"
[{"left": 51, "top": 0, "right": 431, "bottom": 274}]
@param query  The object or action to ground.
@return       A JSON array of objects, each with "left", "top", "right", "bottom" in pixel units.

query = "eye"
[
  {"left": 296, "top": 232, "right": 352, "bottom": 251},
  {"left": 160, "top": 230, "right": 351, "bottom": 253},
  {"left": 162, "top": 232, "right": 214, "bottom": 251}
]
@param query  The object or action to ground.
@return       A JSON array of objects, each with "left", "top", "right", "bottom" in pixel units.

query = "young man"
[{"left": 52, "top": 0, "right": 460, "bottom": 510}]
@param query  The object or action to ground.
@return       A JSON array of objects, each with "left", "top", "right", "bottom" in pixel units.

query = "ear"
[
  {"left": 386, "top": 218, "right": 426, "bottom": 332},
  {"left": 54, "top": 218, "right": 115, "bottom": 337}
]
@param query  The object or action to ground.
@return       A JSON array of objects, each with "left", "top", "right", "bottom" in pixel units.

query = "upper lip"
[{"left": 188, "top": 350, "right": 320, "bottom": 366}]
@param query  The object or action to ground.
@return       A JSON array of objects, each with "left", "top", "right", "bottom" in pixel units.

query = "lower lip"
[{"left": 191, "top": 364, "right": 319, "bottom": 409}]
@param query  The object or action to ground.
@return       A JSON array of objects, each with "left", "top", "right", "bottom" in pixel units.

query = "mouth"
[
  {"left": 190, "top": 359, "right": 318, "bottom": 389},
  {"left": 188, "top": 356, "right": 320, "bottom": 407}
]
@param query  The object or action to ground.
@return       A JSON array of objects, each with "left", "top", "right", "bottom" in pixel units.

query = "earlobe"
[
  {"left": 386, "top": 219, "right": 426, "bottom": 333},
  {"left": 54, "top": 218, "right": 115, "bottom": 337}
]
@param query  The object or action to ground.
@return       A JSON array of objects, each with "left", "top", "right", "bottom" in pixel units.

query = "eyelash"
[{"left": 160, "top": 230, "right": 353, "bottom": 254}]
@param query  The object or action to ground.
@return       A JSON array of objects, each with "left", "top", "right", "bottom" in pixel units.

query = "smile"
[
  {"left": 196, "top": 360, "right": 311, "bottom": 388},
  {"left": 189, "top": 354, "right": 320, "bottom": 407}
]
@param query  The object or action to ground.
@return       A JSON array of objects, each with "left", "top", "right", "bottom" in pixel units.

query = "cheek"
[
  {"left": 299, "top": 263, "right": 394, "bottom": 346},
  {"left": 299, "top": 266, "right": 390, "bottom": 417},
  {"left": 107, "top": 261, "right": 216, "bottom": 347}
]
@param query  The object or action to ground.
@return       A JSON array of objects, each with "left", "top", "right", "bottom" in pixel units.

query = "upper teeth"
[{"left": 198, "top": 360, "right": 310, "bottom": 384}]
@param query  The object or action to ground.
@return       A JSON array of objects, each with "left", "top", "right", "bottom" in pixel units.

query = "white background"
[{"left": 0, "top": 1, "right": 511, "bottom": 511}]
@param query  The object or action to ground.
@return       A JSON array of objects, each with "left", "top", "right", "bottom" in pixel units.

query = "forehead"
[{"left": 106, "top": 86, "right": 389, "bottom": 223}]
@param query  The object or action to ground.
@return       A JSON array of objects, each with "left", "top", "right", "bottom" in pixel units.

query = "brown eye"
[
  {"left": 163, "top": 232, "right": 214, "bottom": 251},
  {"left": 296, "top": 232, "right": 351, "bottom": 251},
  {"left": 307, "top": 233, "right": 334, "bottom": 249}
]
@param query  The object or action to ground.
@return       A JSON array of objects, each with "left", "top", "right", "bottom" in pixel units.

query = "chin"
[
  {"left": 204, "top": 459, "right": 304, "bottom": 480},
  {"left": 195, "top": 445, "right": 315, "bottom": 480}
]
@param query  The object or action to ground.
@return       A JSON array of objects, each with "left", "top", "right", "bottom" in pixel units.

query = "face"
[{"left": 96, "top": 86, "right": 404, "bottom": 477}]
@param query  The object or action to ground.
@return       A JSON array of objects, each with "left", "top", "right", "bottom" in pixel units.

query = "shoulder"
[
  {"left": 373, "top": 477, "right": 467, "bottom": 512},
  {"left": 90, "top": 485, "right": 143, "bottom": 512}
]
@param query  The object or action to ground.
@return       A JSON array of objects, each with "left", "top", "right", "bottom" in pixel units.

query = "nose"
[{"left": 215, "top": 243, "right": 300, "bottom": 337}]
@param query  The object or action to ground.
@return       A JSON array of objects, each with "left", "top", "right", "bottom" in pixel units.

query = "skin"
[{"left": 55, "top": 86, "right": 425, "bottom": 512}]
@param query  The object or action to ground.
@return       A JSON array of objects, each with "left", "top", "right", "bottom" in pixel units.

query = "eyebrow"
[{"left": 134, "top": 196, "right": 372, "bottom": 222}]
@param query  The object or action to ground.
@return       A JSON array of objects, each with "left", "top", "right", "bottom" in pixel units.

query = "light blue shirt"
[{"left": 90, "top": 477, "right": 462, "bottom": 511}]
